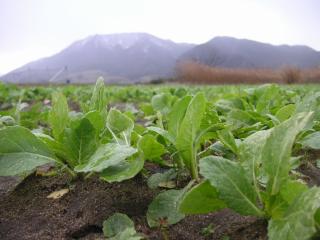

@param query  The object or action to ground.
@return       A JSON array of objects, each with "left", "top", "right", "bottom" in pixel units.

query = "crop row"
[{"left": 1, "top": 79, "right": 320, "bottom": 239}]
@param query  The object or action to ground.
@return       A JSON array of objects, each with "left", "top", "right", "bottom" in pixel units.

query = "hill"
[
  {"left": 2, "top": 33, "right": 194, "bottom": 84},
  {"left": 2, "top": 34, "right": 320, "bottom": 84},
  {"left": 179, "top": 36, "right": 320, "bottom": 69}
]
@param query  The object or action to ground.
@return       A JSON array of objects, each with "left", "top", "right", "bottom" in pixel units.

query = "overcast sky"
[{"left": 0, "top": 0, "right": 319, "bottom": 74}]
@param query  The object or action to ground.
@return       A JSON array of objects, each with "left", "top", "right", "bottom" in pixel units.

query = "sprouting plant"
[
  {"left": 201, "top": 223, "right": 215, "bottom": 236},
  {"left": 102, "top": 213, "right": 143, "bottom": 240},
  {"left": 0, "top": 78, "right": 144, "bottom": 182},
  {"left": 148, "top": 93, "right": 223, "bottom": 180},
  {"left": 180, "top": 112, "right": 320, "bottom": 240}
]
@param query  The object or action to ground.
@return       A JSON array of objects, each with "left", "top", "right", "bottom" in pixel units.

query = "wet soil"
[
  {"left": 0, "top": 172, "right": 267, "bottom": 240},
  {"left": 298, "top": 150, "right": 320, "bottom": 186}
]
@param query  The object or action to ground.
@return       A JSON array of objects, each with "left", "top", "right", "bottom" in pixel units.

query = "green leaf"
[
  {"left": 200, "top": 103, "right": 220, "bottom": 131},
  {"left": 147, "top": 169, "right": 177, "bottom": 189},
  {"left": 200, "top": 156, "right": 263, "bottom": 216},
  {"left": 295, "top": 92, "right": 320, "bottom": 120},
  {"left": 62, "top": 118, "right": 97, "bottom": 167},
  {"left": 314, "top": 208, "right": 320, "bottom": 226},
  {"left": 48, "top": 92, "right": 69, "bottom": 140},
  {"left": 36, "top": 132, "right": 69, "bottom": 161},
  {"left": 107, "top": 108, "right": 134, "bottom": 144},
  {"left": 103, "top": 213, "right": 134, "bottom": 238},
  {"left": 256, "top": 84, "right": 279, "bottom": 114},
  {"left": 176, "top": 93, "right": 206, "bottom": 179},
  {"left": 217, "top": 129, "right": 238, "bottom": 154},
  {"left": 262, "top": 112, "right": 313, "bottom": 195},
  {"left": 108, "top": 228, "right": 142, "bottom": 240},
  {"left": 215, "top": 98, "right": 243, "bottom": 113},
  {"left": 74, "top": 143, "right": 137, "bottom": 173},
  {"left": 208, "top": 141, "right": 232, "bottom": 156},
  {"left": 167, "top": 95, "right": 192, "bottom": 137},
  {"left": 0, "top": 126, "right": 56, "bottom": 176},
  {"left": 147, "top": 184, "right": 191, "bottom": 227},
  {"left": 138, "top": 134, "right": 166, "bottom": 161},
  {"left": 84, "top": 110, "right": 105, "bottom": 136},
  {"left": 151, "top": 93, "right": 173, "bottom": 115},
  {"left": 139, "top": 103, "right": 154, "bottom": 116},
  {"left": 280, "top": 180, "right": 308, "bottom": 205},
  {"left": 239, "top": 129, "right": 271, "bottom": 188},
  {"left": 89, "top": 77, "right": 107, "bottom": 112},
  {"left": 263, "top": 194, "right": 288, "bottom": 220},
  {"left": 226, "top": 109, "right": 256, "bottom": 129},
  {"left": 265, "top": 180, "right": 308, "bottom": 219},
  {"left": 275, "top": 104, "right": 296, "bottom": 122},
  {"left": 100, "top": 156, "right": 144, "bottom": 183},
  {"left": 268, "top": 187, "right": 320, "bottom": 240},
  {"left": 0, "top": 115, "right": 15, "bottom": 126},
  {"left": 179, "top": 180, "right": 226, "bottom": 214},
  {"left": 299, "top": 131, "right": 320, "bottom": 150},
  {"left": 289, "top": 156, "right": 302, "bottom": 170},
  {"left": 147, "top": 126, "right": 175, "bottom": 144}
]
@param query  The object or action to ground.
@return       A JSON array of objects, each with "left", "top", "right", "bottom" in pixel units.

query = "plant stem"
[
  {"left": 84, "top": 172, "right": 94, "bottom": 180},
  {"left": 56, "top": 161, "right": 77, "bottom": 178},
  {"left": 190, "top": 157, "right": 199, "bottom": 181},
  {"left": 175, "top": 155, "right": 184, "bottom": 169},
  {"left": 160, "top": 226, "right": 169, "bottom": 240},
  {"left": 65, "top": 166, "right": 77, "bottom": 178},
  {"left": 156, "top": 111, "right": 164, "bottom": 129},
  {"left": 190, "top": 147, "right": 199, "bottom": 181}
]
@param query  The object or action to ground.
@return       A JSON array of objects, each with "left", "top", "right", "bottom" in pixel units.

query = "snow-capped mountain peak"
[{"left": 71, "top": 32, "right": 177, "bottom": 50}]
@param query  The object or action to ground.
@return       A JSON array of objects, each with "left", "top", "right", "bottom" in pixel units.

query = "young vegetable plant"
[
  {"left": 103, "top": 213, "right": 143, "bottom": 240},
  {"left": 148, "top": 92, "right": 224, "bottom": 180},
  {"left": 0, "top": 79, "right": 144, "bottom": 182},
  {"left": 0, "top": 125, "right": 60, "bottom": 176},
  {"left": 145, "top": 93, "right": 225, "bottom": 228},
  {"left": 179, "top": 111, "right": 320, "bottom": 240}
]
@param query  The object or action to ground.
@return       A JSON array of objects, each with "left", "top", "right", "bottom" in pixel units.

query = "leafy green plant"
[
  {"left": 147, "top": 169, "right": 177, "bottom": 189},
  {"left": 299, "top": 131, "right": 320, "bottom": 150},
  {"left": 0, "top": 79, "right": 143, "bottom": 182},
  {"left": 2, "top": 81, "right": 320, "bottom": 239},
  {"left": 0, "top": 126, "right": 58, "bottom": 176},
  {"left": 138, "top": 134, "right": 166, "bottom": 165},
  {"left": 147, "top": 181, "right": 193, "bottom": 228},
  {"left": 148, "top": 93, "right": 213, "bottom": 180},
  {"left": 180, "top": 112, "right": 320, "bottom": 240},
  {"left": 43, "top": 81, "right": 142, "bottom": 180},
  {"left": 201, "top": 223, "right": 215, "bottom": 237},
  {"left": 0, "top": 115, "right": 15, "bottom": 128},
  {"left": 175, "top": 92, "right": 207, "bottom": 179},
  {"left": 103, "top": 213, "right": 143, "bottom": 240}
]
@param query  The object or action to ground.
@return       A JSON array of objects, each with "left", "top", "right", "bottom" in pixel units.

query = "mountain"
[
  {"left": 2, "top": 33, "right": 194, "bottom": 84},
  {"left": 179, "top": 36, "right": 320, "bottom": 69},
  {"left": 2, "top": 34, "right": 320, "bottom": 84}
]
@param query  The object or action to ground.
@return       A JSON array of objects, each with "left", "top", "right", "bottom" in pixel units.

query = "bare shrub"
[
  {"left": 176, "top": 61, "right": 280, "bottom": 84},
  {"left": 301, "top": 66, "right": 320, "bottom": 83},
  {"left": 176, "top": 61, "right": 320, "bottom": 84},
  {"left": 281, "top": 67, "right": 301, "bottom": 84}
]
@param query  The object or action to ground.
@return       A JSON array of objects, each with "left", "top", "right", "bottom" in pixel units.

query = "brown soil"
[
  {"left": 298, "top": 150, "right": 320, "bottom": 187},
  {"left": 0, "top": 173, "right": 267, "bottom": 240}
]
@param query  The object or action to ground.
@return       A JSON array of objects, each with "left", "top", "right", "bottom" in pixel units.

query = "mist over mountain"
[
  {"left": 2, "top": 33, "right": 194, "bottom": 84},
  {"left": 179, "top": 36, "right": 320, "bottom": 69},
  {"left": 2, "top": 33, "right": 320, "bottom": 84}
]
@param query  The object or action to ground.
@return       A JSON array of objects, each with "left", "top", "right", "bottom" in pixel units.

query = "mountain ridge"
[
  {"left": 179, "top": 36, "right": 320, "bottom": 69},
  {"left": 2, "top": 33, "right": 194, "bottom": 84},
  {"left": 2, "top": 33, "right": 320, "bottom": 84}
]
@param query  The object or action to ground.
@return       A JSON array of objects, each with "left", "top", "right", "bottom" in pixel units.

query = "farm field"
[{"left": 1, "top": 80, "right": 320, "bottom": 240}]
